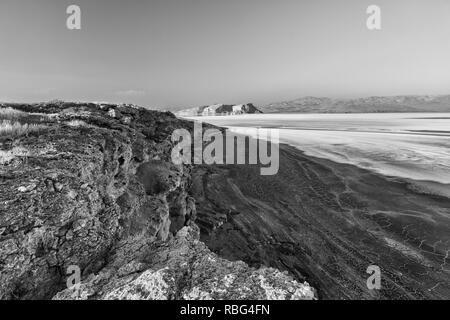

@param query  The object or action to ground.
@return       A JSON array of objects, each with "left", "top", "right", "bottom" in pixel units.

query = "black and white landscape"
[
  {"left": 0, "top": 0, "right": 449, "bottom": 301},
  {"left": 187, "top": 109, "right": 450, "bottom": 299}
]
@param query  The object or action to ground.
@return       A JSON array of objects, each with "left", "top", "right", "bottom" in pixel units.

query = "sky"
[{"left": 0, "top": 0, "right": 449, "bottom": 110}]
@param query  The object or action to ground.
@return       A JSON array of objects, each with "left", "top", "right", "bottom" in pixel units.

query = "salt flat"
[{"left": 195, "top": 113, "right": 450, "bottom": 193}]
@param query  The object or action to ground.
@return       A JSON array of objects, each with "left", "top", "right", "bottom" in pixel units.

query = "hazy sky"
[{"left": 0, "top": 0, "right": 449, "bottom": 110}]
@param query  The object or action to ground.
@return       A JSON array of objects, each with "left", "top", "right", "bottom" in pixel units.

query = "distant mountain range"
[
  {"left": 260, "top": 95, "right": 450, "bottom": 113},
  {"left": 175, "top": 103, "right": 262, "bottom": 117},
  {"left": 174, "top": 95, "right": 450, "bottom": 116}
]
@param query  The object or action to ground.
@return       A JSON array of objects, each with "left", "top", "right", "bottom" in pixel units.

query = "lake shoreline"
[
  {"left": 192, "top": 113, "right": 450, "bottom": 185},
  {"left": 193, "top": 141, "right": 450, "bottom": 299}
]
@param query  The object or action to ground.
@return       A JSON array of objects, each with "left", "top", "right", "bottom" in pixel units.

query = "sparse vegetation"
[
  {"left": 1, "top": 106, "right": 53, "bottom": 122},
  {"left": 0, "top": 107, "right": 50, "bottom": 138},
  {"left": 0, "top": 107, "right": 27, "bottom": 121},
  {"left": 0, "top": 120, "right": 46, "bottom": 138}
]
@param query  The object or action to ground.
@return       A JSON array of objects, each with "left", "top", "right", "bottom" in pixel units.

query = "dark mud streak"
[{"left": 192, "top": 144, "right": 450, "bottom": 300}]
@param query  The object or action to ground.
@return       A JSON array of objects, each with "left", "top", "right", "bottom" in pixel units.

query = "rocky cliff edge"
[{"left": 0, "top": 101, "right": 315, "bottom": 300}]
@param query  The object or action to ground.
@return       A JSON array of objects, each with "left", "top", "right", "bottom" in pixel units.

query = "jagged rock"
[
  {"left": 53, "top": 226, "right": 316, "bottom": 300},
  {"left": 0, "top": 102, "right": 316, "bottom": 300},
  {"left": 0, "top": 102, "right": 193, "bottom": 299}
]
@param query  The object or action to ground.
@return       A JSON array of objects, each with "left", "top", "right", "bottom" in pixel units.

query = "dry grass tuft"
[
  {"left": 0, "top": 107, "right": 27, "bottom": 121},
  {"left": 0, "top": 120, "right": 46, "bottom": 138}
]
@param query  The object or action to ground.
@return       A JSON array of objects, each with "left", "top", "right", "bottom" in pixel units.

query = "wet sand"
[{"left": 191, "top": 143, "right": 450, "bottom": 300}]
